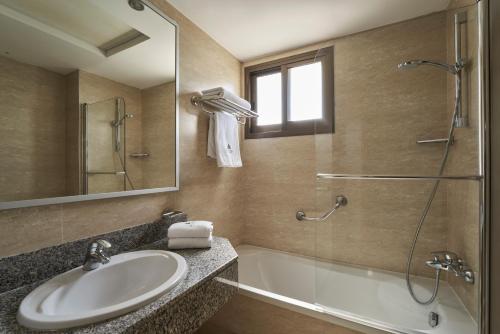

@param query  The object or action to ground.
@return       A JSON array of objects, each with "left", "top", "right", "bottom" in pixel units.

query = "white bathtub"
[{"left": 236, "top": 245, "right": 477, "bottom": 334}]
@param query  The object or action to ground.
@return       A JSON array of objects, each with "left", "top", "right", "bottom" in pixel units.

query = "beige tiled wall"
[
  {"left": 0, "top": 0, "right": 244, "bottom": 257},
  {"left": 141, "top": 81, "right": 176, "bottom": 188},
  {"left": 0, "top": 56, "right": 67, "bottom": 201},
  {"left": 65, "top": 71, "right": 81, "bottom": 196},
  {"left": 242, "top": 12, "right": 450, "bottom": 276}
]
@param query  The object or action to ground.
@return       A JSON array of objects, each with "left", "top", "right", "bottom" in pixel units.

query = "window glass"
[
  {"left": 289, "top": 62, "right": 323, "bottom": 122},
  {"left": 256, "top": 72, "right": 282, "bottom": 126}
]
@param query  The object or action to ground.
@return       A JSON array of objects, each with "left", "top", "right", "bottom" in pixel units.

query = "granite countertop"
[{"left": 0, "top": 237, "right": 238, "bottom": 334}]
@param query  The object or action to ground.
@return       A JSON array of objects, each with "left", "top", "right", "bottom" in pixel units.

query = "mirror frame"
[{"left": 0, "top": 0, "right": 180, "bottom": 210}]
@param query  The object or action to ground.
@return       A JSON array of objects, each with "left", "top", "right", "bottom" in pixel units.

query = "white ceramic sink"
[{"left": 17, "top": 250, "right": 188, "bottom": 330}]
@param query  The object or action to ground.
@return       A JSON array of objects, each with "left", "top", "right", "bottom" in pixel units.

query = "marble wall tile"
[
  {"left": 0, "top": 56, "right": 67, "bottom": 201},
  {"left": 142, "top": 81, "right": 176, "bottom": 188}
]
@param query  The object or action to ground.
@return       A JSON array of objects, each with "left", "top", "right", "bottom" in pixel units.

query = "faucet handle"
[
  {"left": 430, "top": 251, "right": 447, "bottom": 262},
  {"left": 95, "top": 239, "right": 111, "bottom": 249},
  {"left": 430, "top": 251, "right": 458, "bottom": 264},
  {"left": 443, "top": 251, "right": 459, "bottom": 264},
  {"left": 90, "top": 239, "right": 112, "bottom": 263}
]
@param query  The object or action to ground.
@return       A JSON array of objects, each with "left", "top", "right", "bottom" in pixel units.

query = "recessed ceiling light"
[{"left": 128, "top": 0, "right": 145, "bottom": 11}]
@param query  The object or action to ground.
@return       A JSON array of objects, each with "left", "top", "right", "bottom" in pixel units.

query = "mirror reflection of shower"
[
  {"left": 83, "top": 97, "right": 135, "bottom": 195},
  {"left": 112, "top": 98, "right": 135, "bottom": 191}
]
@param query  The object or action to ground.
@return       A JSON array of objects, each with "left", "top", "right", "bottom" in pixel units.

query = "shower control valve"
[{"left": 426, "top": 251, "right": 474, "bottom": 284}]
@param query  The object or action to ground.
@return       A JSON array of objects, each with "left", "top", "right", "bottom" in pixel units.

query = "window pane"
[
  {"left": 256, "top": 72, "right": 282, "bottom": 126},
  {"left": 289, "top": 62, "right": 323, "bottom": 122}
]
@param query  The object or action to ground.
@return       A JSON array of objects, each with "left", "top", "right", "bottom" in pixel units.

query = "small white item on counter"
[
  {"left": 168, "top": 236, "right": 213, "bottom": 250},
  {"left": 167, "top": 221, "right": 213, "bottom": 238}
]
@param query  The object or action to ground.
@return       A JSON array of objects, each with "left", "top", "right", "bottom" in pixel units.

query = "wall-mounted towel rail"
[
  {"left": 191, "top": 88, "right": 258, "bottom": 124},
  {"left": 87, "top": 171, "right": 125, "bottom": 176},
  {"left": 316, "top": 173, "right": 482, "bottom": 181},
  {"left": 129, "top": 153, "right": 150, "bottom": 158}
]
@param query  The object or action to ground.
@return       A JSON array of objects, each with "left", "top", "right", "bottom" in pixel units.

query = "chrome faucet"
[
  {"left": 82, "top": 239, "right": 112, "bottom": 271},
  {"left": 426, "top": 251, "right": 474, "bottom": 284}
]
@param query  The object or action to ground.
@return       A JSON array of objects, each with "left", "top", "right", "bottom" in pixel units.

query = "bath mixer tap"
[
  {"left": 82, "top": 239, "right": 112, "bottom": 271},
  {"left": 425, "top": 251, "right": 474, "bottom": 284}
]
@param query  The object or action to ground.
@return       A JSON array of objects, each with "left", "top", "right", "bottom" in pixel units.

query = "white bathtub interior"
[{"left": 236, "top": 245, "right": 477, "bottom": 334}]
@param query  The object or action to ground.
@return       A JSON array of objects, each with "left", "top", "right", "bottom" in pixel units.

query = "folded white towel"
[
  {"left": 202, "top": 87, "right": 251, "bottom": 110},
  {"left": 207, "top": 112, "right": 242, "bottom": 168},
  {"left": 168, "top": 236, "right": 213, "bottom": 249},
  {"left": 168, "top": 221, "right": 213, "bottom": 238}
]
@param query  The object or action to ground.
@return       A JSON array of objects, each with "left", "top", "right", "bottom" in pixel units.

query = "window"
[{"left": 245, "top": 47, "right": 334, "bottom": 139}]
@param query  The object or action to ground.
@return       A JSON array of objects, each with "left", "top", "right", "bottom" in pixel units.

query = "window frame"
[{"left": 245, "top": 47, "right": 334, "bottom": 139}]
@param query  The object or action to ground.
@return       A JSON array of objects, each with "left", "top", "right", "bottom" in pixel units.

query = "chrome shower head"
[
  {"left": 398, "top": 60, "right": 460, "bottom": 74},
  {"left": 111, "top": 113, "right": 134, "bottom": 127},
  {"left": 398, "top": 60, "right": 423, "bottom": 70}
]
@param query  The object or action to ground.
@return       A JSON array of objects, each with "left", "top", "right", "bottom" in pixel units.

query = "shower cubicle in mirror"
[{"left": 0, "top": 0, "right": 179, "bottom": 209}]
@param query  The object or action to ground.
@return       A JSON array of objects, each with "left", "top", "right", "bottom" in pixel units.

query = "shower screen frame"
[{"left": 0, "top": 0, "right": 180, "bottom": 210}]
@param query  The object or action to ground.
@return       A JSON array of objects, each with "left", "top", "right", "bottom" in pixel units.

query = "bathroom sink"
[{"left": 17, "top": 250, "right": 188, "bottom": 330}]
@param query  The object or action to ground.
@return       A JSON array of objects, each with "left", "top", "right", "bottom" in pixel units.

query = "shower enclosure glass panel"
[
  {"left": 84, "top": 98, "right": 127, "bottom": 194},
  {"left": 311, "top": 2, "right": 481, "bottom": 333}
]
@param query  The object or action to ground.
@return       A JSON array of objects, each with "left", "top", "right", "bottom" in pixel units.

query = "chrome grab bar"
[{"left": 296, "top": 195, "right": 348, "bottom": 222}]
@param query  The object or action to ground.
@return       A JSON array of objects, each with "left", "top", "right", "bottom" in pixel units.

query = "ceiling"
[
  {"left": 0, "top": 0, "right": 176, "bottom": 89},
  {"left": 167, "top": 0, "right": 451, "bottom": 62}
]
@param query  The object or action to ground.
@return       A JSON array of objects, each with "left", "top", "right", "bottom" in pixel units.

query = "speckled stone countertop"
[{"left": 0, "top": 237, "right": 238, "bottom": 334}]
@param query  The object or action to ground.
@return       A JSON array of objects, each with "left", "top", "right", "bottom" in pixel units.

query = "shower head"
[
  {"left": 111, "top": 113, "right": 133, "bottom": 127},
  {"left": 398, "top": 60, "right": 460, "bottom": 74}
]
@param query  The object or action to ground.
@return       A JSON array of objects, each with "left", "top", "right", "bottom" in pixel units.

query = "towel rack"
[{"left": 191, "top": 92, "right": 258, "bottom": 125}]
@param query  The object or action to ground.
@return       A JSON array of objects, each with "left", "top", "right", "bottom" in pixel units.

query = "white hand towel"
[
  {"left": 168, "top": 236, "right": 213, "bottom": 249},
  {"left": 207, "top": 111, "right": 242, "bottom": 168},
  {"left": 168, "top": 221, "right": 213, "bottom": 238},
  {"left": 207, "top": 115, "right": 216, "bottom": 159}
]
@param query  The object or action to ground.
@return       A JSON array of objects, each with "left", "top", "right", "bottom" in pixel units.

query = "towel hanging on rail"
[{"left": 207, "top": 111, "right": 242, "bottom": 168}]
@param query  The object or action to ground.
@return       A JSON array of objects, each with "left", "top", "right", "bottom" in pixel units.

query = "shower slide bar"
[{"left": 317, "top": 174, "right": 483, "bottom": 181}]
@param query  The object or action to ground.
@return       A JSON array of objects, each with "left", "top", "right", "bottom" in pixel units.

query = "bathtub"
[{"left": 236, "top": 245, "right": 477, "bottom": 334}]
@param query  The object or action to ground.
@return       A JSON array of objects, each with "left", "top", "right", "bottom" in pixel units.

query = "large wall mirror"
[{"left": 0, "top": 0, "right": 178, "bottom": 209}]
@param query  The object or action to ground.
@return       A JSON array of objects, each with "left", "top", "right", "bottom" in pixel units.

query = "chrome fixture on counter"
[
  {"left": 296, "top": 195, "right": 348, "bottom": 222},
  {"left": 162, "top": 209, "right": 185, "bottom": 220},
  {"left": 83, "top": 239, "right": 112, "bottom": 271},
  {"left": 426, "top": 251, "right": 474, "bottom": 284}
]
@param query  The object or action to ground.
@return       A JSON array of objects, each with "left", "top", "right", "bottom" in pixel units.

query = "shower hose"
[{"left": 405, "top": 75, "right": 461, "bottom": 305}]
